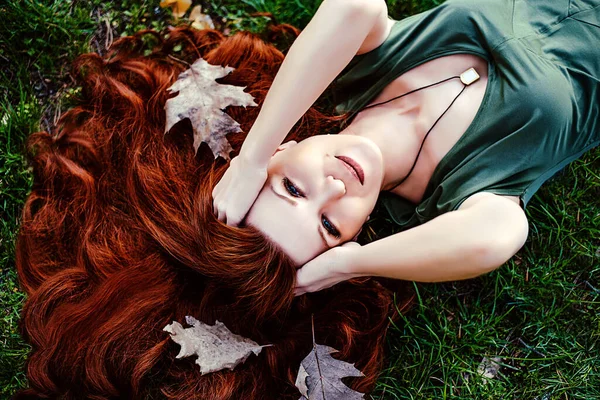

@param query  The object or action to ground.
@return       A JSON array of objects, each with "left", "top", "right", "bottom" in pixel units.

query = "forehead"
[{"left": 246, "top": 182, "right": 327, "bottom": 265}]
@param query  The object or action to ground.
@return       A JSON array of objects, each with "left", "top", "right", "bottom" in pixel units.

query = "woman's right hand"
[{"left": 212, "top": 154, "right": 268, "bottom": 226}]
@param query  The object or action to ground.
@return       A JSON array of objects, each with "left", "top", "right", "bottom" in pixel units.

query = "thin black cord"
[
  {"left": 390, "top": 84, "right": 467, "bottom": 189},
  {"left": 357, "top": 75, "right": 467, "bottom": 191},
  {"left": 361, "top": 75, "right": 460, "bottom": 110}
]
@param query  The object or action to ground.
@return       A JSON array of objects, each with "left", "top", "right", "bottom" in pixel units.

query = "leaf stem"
[{"left": 311, "top": 314, "right": 327, "bottom": 399}]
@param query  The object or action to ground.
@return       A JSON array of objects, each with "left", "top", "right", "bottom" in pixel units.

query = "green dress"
[{"left": 331, "top": 0, "right": 599, "bottom": 231}]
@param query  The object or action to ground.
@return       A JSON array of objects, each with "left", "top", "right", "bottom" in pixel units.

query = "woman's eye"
[
  {"left": 283, "top": 177, "right": 303, "bottom": 198},
  {"left": 283, "top": 177, "right": 339, "bottom": 239},
  {"left": 322, "top": 215, "right": 341, "bottom": 239}
]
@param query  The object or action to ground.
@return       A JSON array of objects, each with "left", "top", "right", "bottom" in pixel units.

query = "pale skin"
[{"left": 212, "top": 0, "right": 529, "bottom": 295}]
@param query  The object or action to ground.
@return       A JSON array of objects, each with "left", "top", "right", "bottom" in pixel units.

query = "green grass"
[{"left": 1, "top": 0, "right": 599, "bottom": 398}]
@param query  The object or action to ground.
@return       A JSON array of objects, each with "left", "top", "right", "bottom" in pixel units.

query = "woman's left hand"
[{"left": 294, "top": 241, "right": 363, "bottom": 296}]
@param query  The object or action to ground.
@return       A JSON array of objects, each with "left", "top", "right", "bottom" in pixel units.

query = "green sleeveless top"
[{"left": 331, "top": 0, "right": 600, "bottom": 231}]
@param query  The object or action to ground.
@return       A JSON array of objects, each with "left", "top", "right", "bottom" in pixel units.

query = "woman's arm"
[
  {"left": 213, "top": 0, "right": 389, "bottom": 226},
  {"left": 348, "top": 193, "right": 529, "bottom": 282},
  {"left": 240, "top": 0, "right": 389, "bottom": 164}
]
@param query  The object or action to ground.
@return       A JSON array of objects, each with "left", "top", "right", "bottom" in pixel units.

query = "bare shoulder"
[
  {"left": 356, "top": 4, "right": 394, "bottom": 55},
  {"left": 458, "top": 192, "right": 528, "bottom": 242}
]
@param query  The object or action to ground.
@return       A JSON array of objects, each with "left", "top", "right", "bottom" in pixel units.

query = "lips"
[{"left": 335, "top": 156, "right": 364, "bottom": 185}]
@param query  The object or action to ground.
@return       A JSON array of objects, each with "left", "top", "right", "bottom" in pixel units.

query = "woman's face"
[{"left": 246, "top": 134, "right": 384, "bottom": 265}]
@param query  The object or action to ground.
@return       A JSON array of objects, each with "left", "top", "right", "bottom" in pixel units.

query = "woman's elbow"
[{"left": 472, "top": 220, "right": 529, "bottom": 274}]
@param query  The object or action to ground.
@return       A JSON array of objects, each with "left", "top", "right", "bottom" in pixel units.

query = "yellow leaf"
[
  {"left": 160, "top": 0, "right": 192, "bottom": 18},
  {"left": 159, "top": 0, "right": 176, "bottom": 7}
]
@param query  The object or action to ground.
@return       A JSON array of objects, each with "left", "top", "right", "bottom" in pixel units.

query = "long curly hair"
[{"left": 14, "top": 25, "right": 413, "bottom": 399}]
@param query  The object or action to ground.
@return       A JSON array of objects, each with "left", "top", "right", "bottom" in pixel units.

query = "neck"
[{"left": 339, "top": 107, "right": 423, "bottom": 192}]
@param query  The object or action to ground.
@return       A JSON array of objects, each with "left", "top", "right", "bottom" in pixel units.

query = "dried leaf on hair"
[
  {"left": 164, "top": 57, "right": 257, "bottom": 160},
  {"left": 294, "top": 320, "right": 365, "bottom": 399},
  {"left": 163, "top": 316, "right": 270, "bottom": 375}
]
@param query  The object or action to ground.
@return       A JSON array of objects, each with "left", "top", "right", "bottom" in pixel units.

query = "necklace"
[{"left": 358, "top": 67, "right": 480, "bottom": 191}]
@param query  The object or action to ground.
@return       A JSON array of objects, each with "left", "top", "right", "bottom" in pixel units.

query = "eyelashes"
[
  {"left": 282, "top": 177, "right": 341, "bottom": 239},
  {"left": 320, "top": 216, "right": 341, "bottom": 239},
  {"left": 283, "top": 177, "right": 304, "bottom": 197}
]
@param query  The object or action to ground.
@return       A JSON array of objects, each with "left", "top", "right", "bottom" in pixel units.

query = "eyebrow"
[{"left": 269, "top": 182, "right": 329, "bottom": 248}]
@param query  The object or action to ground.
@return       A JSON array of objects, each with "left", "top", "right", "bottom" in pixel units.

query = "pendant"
[{"left": 460, "top": 67, "right": 480, "bottom": 85}]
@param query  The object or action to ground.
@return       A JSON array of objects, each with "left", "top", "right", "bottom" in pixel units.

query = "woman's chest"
[{"left": 350, "top": 53, "right": 490, "bottom": 204}]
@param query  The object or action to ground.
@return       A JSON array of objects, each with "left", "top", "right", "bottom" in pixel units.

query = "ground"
[{"left": 1, "top": 0, "right": 599, "bottom": 398}]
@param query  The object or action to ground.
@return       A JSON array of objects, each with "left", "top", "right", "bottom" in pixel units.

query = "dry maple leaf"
[
  {"left": 160, "top": 0, "right": 192, "bottom": 18},
  {"left": 164, "top": 57, "right": 257, "bottom": 160},
  {"left": 163, "top": 316, "right": 270, "bottom": 375},
  {"left": 294, "top": 318, "right": 365, "bottom": 399}
]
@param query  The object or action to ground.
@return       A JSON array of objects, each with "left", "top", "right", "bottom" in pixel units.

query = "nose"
[{"left": 322, "top": 175, "right": 346, "bottom": 201}]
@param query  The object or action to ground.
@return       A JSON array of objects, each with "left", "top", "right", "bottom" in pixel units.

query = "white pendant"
[{"left": 460, "top": 67, "right": 480, "bottom": 86}]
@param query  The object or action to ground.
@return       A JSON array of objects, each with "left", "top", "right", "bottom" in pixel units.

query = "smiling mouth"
[{"left": 335, "top": 156, "right": 364, "bottom": 185}]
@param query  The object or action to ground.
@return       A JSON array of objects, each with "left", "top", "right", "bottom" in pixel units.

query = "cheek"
[
  {"left": 338, "top": 199, "right": 371, "bottom": 228},
  {"left": 295, "top": 151, "right": 319, "bottom": 172}
]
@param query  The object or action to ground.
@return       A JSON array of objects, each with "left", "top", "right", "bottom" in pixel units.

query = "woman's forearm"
[
  {"left": 240, "top": 0, "right": 385, "bottom": 164},
  {"left": 348, "top": 195, "right": 529, "bottom": 282}
]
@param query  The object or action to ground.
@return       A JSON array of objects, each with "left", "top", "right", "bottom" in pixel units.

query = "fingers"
[
  {"left": 294, "top": 268, "right": 307, "bottom": 296},
  {"left": 213, "top": 198, "right": 244, "bottom": 226},
  {"left": 217, "top": 207, "right": 226, "bottom": 223},
  {"left": 210, "top": 155, "right": 265, "bottom": 227},
  {"left": 226, "top": 212, "right": 242, "bottom": 227},
  {"left": 212, "top": 174, "right": 229, "bottom": 216},
  {"left": 215, "top": 204, "right": 242, "bottom": 226},
  {"left": 213, "top": 186, "right": 226, "bottom": 222},
  {"left": 212, "top": 164, "right": 234, "bottom": 222}
]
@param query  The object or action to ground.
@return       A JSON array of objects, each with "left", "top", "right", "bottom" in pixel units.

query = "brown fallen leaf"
[
  {"left": 477, "top": 356, "right": 502, "bottom": 384},
  {"left": 164, "top": 57, "right": 257, "bottom": 160},
  {"left": 160, "top": 0, "right": 192, "bottom": 19},
  {"left": 163, "top": 316, "right": 270, "bottom": 375},
  {"left": 295, "top": 317, "right": 365, "bottom": 399}
]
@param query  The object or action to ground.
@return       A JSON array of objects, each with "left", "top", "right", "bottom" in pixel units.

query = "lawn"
[{"left": 1, "top": 0, "right": 598, "bottom": 398}]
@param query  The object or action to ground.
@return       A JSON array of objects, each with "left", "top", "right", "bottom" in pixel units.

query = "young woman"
[
  {"left": 212, "top": 0, "right": 600, "bottom": 295},
  {"left": 15, "top": 0, "right": 598, "bottom": 398},
  {"left": 15, "top": 26, "right": 411, "bottom": 400}
]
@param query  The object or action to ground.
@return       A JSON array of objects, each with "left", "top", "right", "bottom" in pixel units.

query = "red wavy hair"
[{"left": 14, "top": 25, "right": 413, "bottom": 399}]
